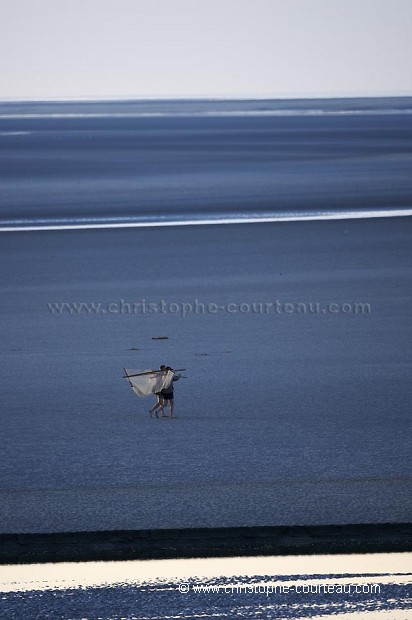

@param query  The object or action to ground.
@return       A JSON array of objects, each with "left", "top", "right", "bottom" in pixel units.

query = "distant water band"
[{"left": 1, "top": 208, "right": 412, "bottom": 232}]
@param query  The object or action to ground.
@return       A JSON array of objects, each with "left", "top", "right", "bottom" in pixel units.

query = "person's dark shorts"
[{"left": 162, "top": 392, "right": 174, "bottom": 401}]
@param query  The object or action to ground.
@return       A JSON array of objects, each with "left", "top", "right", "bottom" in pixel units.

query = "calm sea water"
[
  {"left": 1, "top": 99, "right": 411, "bottom": 618},
  {"left": 2, "top": 573, "right": 411, "bottom": 619},
  {"left": 0, "top": 97, "right": 411, "bottom": 227}
]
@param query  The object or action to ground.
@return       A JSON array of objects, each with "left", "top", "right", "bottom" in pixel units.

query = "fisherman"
[
  {"left": 148, "top": 365, "right": 167, "bottom": 418},
  {"left": 158, "top": 366, "right": 181, "bottom": 418}
]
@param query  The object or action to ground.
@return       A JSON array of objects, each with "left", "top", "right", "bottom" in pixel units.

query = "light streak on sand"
[
  {"left": 1, "top": 209, "right": 412, "bottom": 232},
  {"left": 0, "top": 553, "right": 410, "bottom": 592}
]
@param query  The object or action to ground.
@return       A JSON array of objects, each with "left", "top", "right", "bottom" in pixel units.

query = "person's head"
[
  {"left": 166, "top": 366, "right": 173, "bottom": 371},
  {"left": 160, "top": 364, "right": 166, "bottom": 371}
]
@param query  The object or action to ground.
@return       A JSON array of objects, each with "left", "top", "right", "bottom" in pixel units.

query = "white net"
[{"left": 125, "top": 369, "right": 174, "bottom": 398}]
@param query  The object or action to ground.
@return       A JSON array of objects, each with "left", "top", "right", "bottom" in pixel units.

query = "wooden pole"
[
  {"left": 123, "top": 368, "right": 186, "bottom": 379},
  {"left": 124, "top": 367, "right": 134, "bottom": 388}
]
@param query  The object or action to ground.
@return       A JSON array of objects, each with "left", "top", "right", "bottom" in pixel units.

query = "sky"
[{"left": 0, "top": 0, "right": 411, "bottom": 100}]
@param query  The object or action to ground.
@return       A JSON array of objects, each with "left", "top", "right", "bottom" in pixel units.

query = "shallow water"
[
  {"left": 0, "top": 98, "right": 411, "bottom": 228},
  {"left": 1, "top": 554, "right": 411, "bottom": 619}
]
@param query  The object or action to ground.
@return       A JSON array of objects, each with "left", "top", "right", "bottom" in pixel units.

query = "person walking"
[
  {"left": 148, "top": 365, "right": 167, "bottom": 418},
  {"left": 158, "top": 366, "right": 181, "bottom": 418}
]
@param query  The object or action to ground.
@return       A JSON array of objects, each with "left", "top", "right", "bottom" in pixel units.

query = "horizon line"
[{"left": 1, "top": 93, "right": 412, "bottom": 104}]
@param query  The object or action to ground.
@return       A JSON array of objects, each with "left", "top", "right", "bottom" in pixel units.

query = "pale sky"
[{"left": 0, "top": 0, "right": 411, "bottom": 100}]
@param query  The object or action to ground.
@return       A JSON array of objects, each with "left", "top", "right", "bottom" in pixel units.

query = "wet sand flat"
[{"left": 0, "top": 216, "right": 411, "bottom": 533}]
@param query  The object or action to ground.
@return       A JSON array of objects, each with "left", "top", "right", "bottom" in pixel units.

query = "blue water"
[
  {"left": 0, "top": 97, "right": 411, "bottom": 228},
  {"left": 1, "top": 98, "right": 411, "bottom": 619},
  {"left": 1, "top": 573, "right": 411, "bottom": 619}
]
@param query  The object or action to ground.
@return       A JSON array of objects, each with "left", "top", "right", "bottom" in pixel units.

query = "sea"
[
  {"left": 1, "top": 98, "right": 411, "bottom": 618},
  {"left": 1, "top": 556, "right": 411, "bottom": 619},
  {"left": 0, "top": 96, "right": 412, "bottom": 229}
]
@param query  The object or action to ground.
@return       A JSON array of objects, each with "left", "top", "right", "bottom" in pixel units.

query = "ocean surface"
[
  {"left": 1, "top": 98, "right": 411, "bottom": 618},
  {"left": 1, "top": 555, "right": 411, "bottom": 619},
  {"left": 2, "top": 572, "right": 411, "bottom": 619},
  {"left": 1, "top": 97, "right": 411, "bottom": 534},
  {"left": 0, "top": 97, "right": 411, "bottom": 228}
]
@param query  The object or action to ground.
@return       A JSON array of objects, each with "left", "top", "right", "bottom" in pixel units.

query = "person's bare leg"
[
  {"left": 161, "top": 400, "right": 169, "bottom": 417},
  {"left": 155, "top": 398, "right": 165, "bottom": 418},
  {"left": 169, "top": 399, "right": 174, "bottom": 417},
  {"left": 150, "top": 397, "right": 164, "bottom": 418},
  {"left": 149, "top": 398, "right": 161, "bottom": 416}
]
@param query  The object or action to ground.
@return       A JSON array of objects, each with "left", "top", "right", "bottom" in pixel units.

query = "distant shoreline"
[
  {"left": 1, "top": 523, "right": 411, "bottom": 565},
  {"left": 1, "top": 95, "right": 412, "bottom": 119},
  {"left": 1, "top": 94, "right": 412, "bottom": 104}
]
